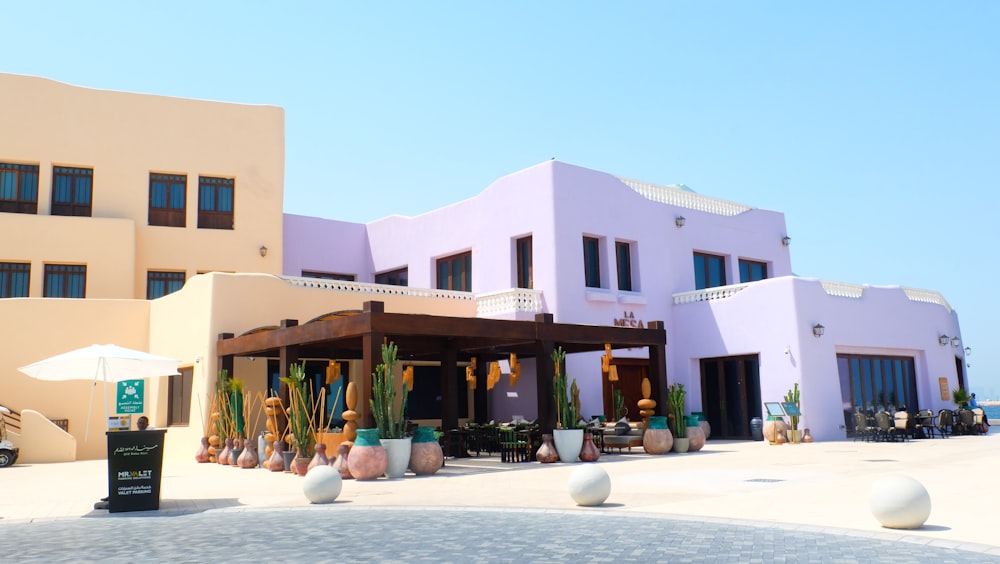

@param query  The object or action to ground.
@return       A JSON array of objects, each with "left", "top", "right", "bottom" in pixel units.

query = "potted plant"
[
  {"left": 612, "top": 388, "right": 627, "bottom": 422},
  {"left": 952, "top": 388, "right": 970, "bottom": 409},
  {"left": 668, "top": 383, "right": 689, "bottom": 453},
  {"left": 370, "top": 341, "right": 411, "bottom": 478},
  {"left": 551, "top": 346, "right": 583, "bottom": 462},
  {"left": 281, "top": 361, "right": 316, "bottom": 475},
  {"left": 785, "top": 383, "right": 802, "bottom": 443}
]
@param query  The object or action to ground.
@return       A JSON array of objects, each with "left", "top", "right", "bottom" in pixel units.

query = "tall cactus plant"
[
  {"left": 371, "top": 341, "right": 409, "bottom": 439},
  {"left": 784, "top": 382, "right": 800, "bottom": 431},
  {"left": 551, "top": 346, "right": 579, "bottom": 428},
  {"left": 668, "top": 382, "right": 686, "bottom": 438}
]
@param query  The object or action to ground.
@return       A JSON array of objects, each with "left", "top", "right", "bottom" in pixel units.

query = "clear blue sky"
[{"left": 5, "top": 2, "right": 998, "bottom": 397}]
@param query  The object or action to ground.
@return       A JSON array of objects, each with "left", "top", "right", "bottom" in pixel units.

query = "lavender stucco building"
[{"left": 283, "top": 160, "right": 966, "bottom": 442}]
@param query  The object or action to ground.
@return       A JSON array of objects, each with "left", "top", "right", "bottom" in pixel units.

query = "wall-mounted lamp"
[
  {"left": 951, "top": 336, "right": 961, "bottom": 348},
  {"left": 965, "top": 346, "right": 972, "bottom": 356},
  {"left": 675, "top": 216, "right": 686, "bottom": 228},
  {"left": 938, "top": 334, "right": 950, "bottom": 346},
  {"left": 812, "top": 323, "right": 825, "bottom": 337},
  {"left": 781, "top": 236, "right": 792, "bottom": 246},
  {"left": 259, "top": 245, "right": 268, "bottom": 257}
]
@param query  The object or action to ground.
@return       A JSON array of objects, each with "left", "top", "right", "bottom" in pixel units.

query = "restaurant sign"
[{"left": 613, "top": 310, "right": 645, "bottom": 328}]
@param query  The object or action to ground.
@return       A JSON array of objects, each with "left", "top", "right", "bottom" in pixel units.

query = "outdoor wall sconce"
[
  {"left": 965, "top": 346, "right": 972, "bottom": 356},
  {"left": 951, "top": 336, "right": 961, "bottom": 347},
  {"left": 259, "top": 245, "right": 268, "bottom": 257},
  {"left": 782, "top": 236, "right": 792, "bottom": 246},
  {"left": 675, "top": 216, "right": 686, "bottom": 228},
  {"left": 812, "top": 323, "right": 825, "bottom": 337},
  {"left": 938, "top": 334, "right": 950, "bottom": 346}
]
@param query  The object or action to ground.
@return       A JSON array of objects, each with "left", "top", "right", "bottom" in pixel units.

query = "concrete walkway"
[{"left": 2, "top": 429, "right": 997, "bottom": 556}]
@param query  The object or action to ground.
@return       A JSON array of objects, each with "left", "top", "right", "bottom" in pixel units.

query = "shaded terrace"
[{"left": 216, "top": 300, "right": 667, "bottom": 434}]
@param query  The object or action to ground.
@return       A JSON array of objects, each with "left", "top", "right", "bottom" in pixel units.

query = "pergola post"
[
  {"left": 277, "top": 319, "right": 298, "bottom": 438},
  {"left": 535, "top": 313, "right": 556, "bottom": 434},
  {"left": 440, "top": 339, "right": 459, "bottom": 430},
  {"left": 647, "top": 320, "right": 668, "bottom": 415},
  {"left": 360, "top": 301, "right": 384, "bottom": 429}
]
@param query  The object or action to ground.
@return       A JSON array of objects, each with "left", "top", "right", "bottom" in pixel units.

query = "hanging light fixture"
[
  {"left": 608, "top": 365, "right": 619, "bottom": 382},
  {"left": 509, "top": 353, "right": 521, "bottom": 387},
  {"left": 325, "top": 361, "right": 341, "bottom": 384},
  {"left": 402, "top": 365, "right": 414, "bottom": 391}
]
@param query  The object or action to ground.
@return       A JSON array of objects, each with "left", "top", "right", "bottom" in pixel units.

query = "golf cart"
[{"left": 0, "top": 406, "right": 19, "bottom": 467}]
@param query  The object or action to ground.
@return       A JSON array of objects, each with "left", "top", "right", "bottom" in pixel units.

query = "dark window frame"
[
  {"left": 0, "top": 262, "right": 30, "bottom": 297},
  {"left": 375, "top": 268, "right": 408, "bottom": 287},
  {"left": 51, "top": 166, "right": 93, "bottom": 217},
  {"left": 615, "top": 241, "right": 633, "bottom": 292},
  {"left": 437, "top": 251, "right": 472, "bottom": 292},
  {"left": 516, "top": 236, "right": 533, "bottom": 289},
  {"left": 43, "top": 264, "right": 86, "bottom": 298},
  {"left": 694, "top": 252, "right": 727, "bottom": 290},
  {"left": 583, "top": 236, "right": 601, "bottom": 288},
  {"left": 167, "top": 366, "right": 193, "bottom": 426},
  {"left": 302, "top": 270, "right": 356, "bottom": 281},
  {"left": 0, "top": 162, "right": 39, "bottom": 214},
  {"left": 197, "top": 176, "right": 234, "bottom": 230},
  {"left": 146, "top": 270, "right": 186, "bottom": 299},
  {"left": 739, "top": 259, "right": 768, "bottom": 283},
  {"left": 148, "top": 173, "right": 187, "bottom": 227}
]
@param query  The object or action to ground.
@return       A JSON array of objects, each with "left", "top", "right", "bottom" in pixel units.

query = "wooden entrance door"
[
  {"left": 700, "top": 355, "right": 761, "bottom": 439},
  {"left": 602, "top": 359, "right": 647, "bottom": 422}
]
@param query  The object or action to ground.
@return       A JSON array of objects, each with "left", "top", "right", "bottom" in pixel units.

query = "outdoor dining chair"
[
  {"left": 937, "top": 409, "right": 954, "bottom": 437},
  {"left": 892, "top": 411, "right": 912, "bottom": 442},
  {"left": 498, "top": 427, "right": 530, "bottom": 463},
  {"left": 853, "top": 411, "right": 875, "bottom": 442}
]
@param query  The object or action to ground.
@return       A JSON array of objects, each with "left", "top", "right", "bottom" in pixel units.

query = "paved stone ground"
[{"left": 1, "top": 507, "right": 992, "bottom": 563}]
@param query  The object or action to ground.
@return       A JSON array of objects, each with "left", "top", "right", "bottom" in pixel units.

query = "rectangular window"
[
  {"left": 0, "top": 162, "right": 39, "bottom": 214},
  {"left": 739, "top": 259, "right": 767, "bottom": 283},
  {"left": 302, "top": 270, "right": 356, "bottom": 281},
  {"left": 516, "top": 236, "right": 533, "bottom": 289},
  {"left": 43, "top": 264, "right": 86, "bottom": 298},
  {"left": 167, "top": 367, "right": 193, "bottom": 426},
  {"left": 197, "top": 176, "right": 234, "bottom": 229},
  {"left": 693, "top": 252, "right": 726, "bottom": 290},
  {"left": 375, "top": 268, "right": 408, "bottom": 286},
  {"left": 615, "top": 241, "right": 633, "bottom": 292},
  {"left": 583, "top": 236, "right": 601, "bottom": 288},
  {"left": 146, "top": 271, "right": 186, "bottom": 299},
  {"left": 51, "top": 166, "right": 93, "bottom": 217},
  {"left": 838, "top": 353, "right": 917, "bottom": 435},
  {"left": 0, "top": 262, "right": 30, "bottom": 297},
  {"left": 437, "top": 251, "right": 472, "bottom": 292},
  {"left": 149, "top": 173, "right": 187, "bottom": 227}
]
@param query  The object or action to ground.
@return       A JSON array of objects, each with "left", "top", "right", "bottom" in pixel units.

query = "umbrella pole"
[{"left": 84, "top": 379, "right": 97, "bottom": 442}]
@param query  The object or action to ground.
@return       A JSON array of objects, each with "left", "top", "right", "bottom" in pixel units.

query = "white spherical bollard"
[
  {"left": 568, "top": 464, "right": 611, "bottom": 506},
  {"left": 303, "top": 465, "right": 343, "bottom": 504},
  {"left": 869, "top": 474, "right": 931, "bottom": 529}
]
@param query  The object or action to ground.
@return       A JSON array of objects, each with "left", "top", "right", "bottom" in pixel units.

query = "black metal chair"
[{"left": 498, "top": 427, "right": 530, "bottom": 463}]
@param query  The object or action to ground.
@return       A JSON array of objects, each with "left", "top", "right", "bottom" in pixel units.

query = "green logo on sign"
[{"left": 117, "top": 379, "right": 144, "bottom": 414}]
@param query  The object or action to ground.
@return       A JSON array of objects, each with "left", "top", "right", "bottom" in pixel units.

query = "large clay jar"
[
  {"left": 579, "top": 432, "right": 601, "bottom": 462},
  {"left": 692, "top": 412, "right": 711, "bottom": 440},
  {"left": 330, "top": 442, "right": 353, "bottom": 479},
  {"left": 218, "top": 437, "right": 233, "bottom": 465},
  {"left": 238, "top": 439, "right": 259, "bottom": 469},
  {"left": 195, "top": 437, "right": 211, "bottom": 463},
  {"left": 409, "top": 426, "right": 444, "bottom": 476},
  {"left": 686, "top": 424, "right": 706, "bottom": 452},
  {"left": 535, "top": 434, "right": 559, "bottom": 463},
  {"left": 643, "top": 415, "right": 673, "bottom": 454},
  {"left": 267, "top": 440, "right": 286, "bottom": 472},
  {"left": 307, "top": 443, "right": 329, "bottom": 472},
  {"left": 763, "top": 416, "right": 788, "bottom": 443},
  {"left": 229, "top": 440, "right": 244, "bottom": 467},
  {"left": 347, "top": 428, "right": 387, "bottom": 480}
]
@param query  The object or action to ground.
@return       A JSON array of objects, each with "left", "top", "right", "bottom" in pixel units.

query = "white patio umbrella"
[{"left": 18, "top": 344, "right": 181, "bottom": 440}]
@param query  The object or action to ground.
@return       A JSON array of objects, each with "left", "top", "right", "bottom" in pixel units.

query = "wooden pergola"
[{"left": 216, "top": 300, "right": 667, "bottom": 433}]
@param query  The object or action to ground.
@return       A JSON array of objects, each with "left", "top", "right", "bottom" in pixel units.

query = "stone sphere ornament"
[
  {"left": 568, "top": 464, "right": 611, "bottom": 506},
  {"left": 302, "top": 465, "right": 343, "bottom": 504},
  {"left": 869, "top": 475, "right": 931, "bottom": 529}
]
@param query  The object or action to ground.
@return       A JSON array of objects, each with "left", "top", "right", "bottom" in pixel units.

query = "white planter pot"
[
  {"left": 552, "top": 428, "right": 583, "bottom": 463},
  {"left": 380, "top": 437, "right": 412, "bottom": 479}
]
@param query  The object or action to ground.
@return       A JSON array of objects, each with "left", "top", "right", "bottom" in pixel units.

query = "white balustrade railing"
[
  {"left": 616, "top": 176, "right": 753, "bottom": 216},
  {"left": 475, "top": 288, "right": 544, "bottom": 316},
  {"left": 673, "top": 283, "right": 751, "bottom": 304},
  {"left": 279, "top": 276, "right": 475, "bottom": 301},
  {"left": 902, "top": 287, "right": 953, "bottom": 313},
  {"left": 821, "top": 280, "right": 864, "bottom": 299}
]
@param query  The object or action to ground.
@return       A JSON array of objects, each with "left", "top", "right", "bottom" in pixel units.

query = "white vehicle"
[{"left": 0, "top": 406, "right": 19, "bottom": 467}]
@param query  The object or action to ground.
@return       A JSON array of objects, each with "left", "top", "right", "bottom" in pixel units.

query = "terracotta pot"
[
  {"left": 535, "top": 434, "right": 559, "bottom": 463},
  {"left": 642, "top": 416, "right": 673, "bottom": 454},
  {"left": 195, "top": 437, "right": 211, "bottom": 463},
  {"left": 307, "top": 443, "right": 329, "bottom": 471},
  {"left": 579, "top": 432, "right": 601, "bottom": 462},
  {"left": 408, "top": 427, "right": 443, "bottom": 476},
  {"left": 330, "top": 442, "right": 353, "bottom": 479},
  {"left": 292, "top": 450, "right": 311, "bottom": 477},
  {"left": 763, "top": 418, "right": 788, "bottom": 443},
  {"left": 686, "top": 425, "right": 706, "bottom": 452},
  {"left": 218, "top": 438, "right": 233, "bottom": 465},
  {"left": 237, "top": 439, "right": 259, "bottom": 469},
  {"left": 347, "top": 428, "right": 387, "bottom": 480},
  {"left": 267, "top": 440, "right": 286, "bottom": 472}
]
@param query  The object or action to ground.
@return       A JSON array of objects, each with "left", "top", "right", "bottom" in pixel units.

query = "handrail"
[
  {"left": 1, "top": 404, "right": 22, "bottom": 432},
  {"left": 672, "top": 283, "right": 752, "bottom": 304},
  {"left": 278, "top": 276, "right": 475, "bottom": 302},
  {"left": 616, "top": 176, "right": 753, "bottom": 216}
]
